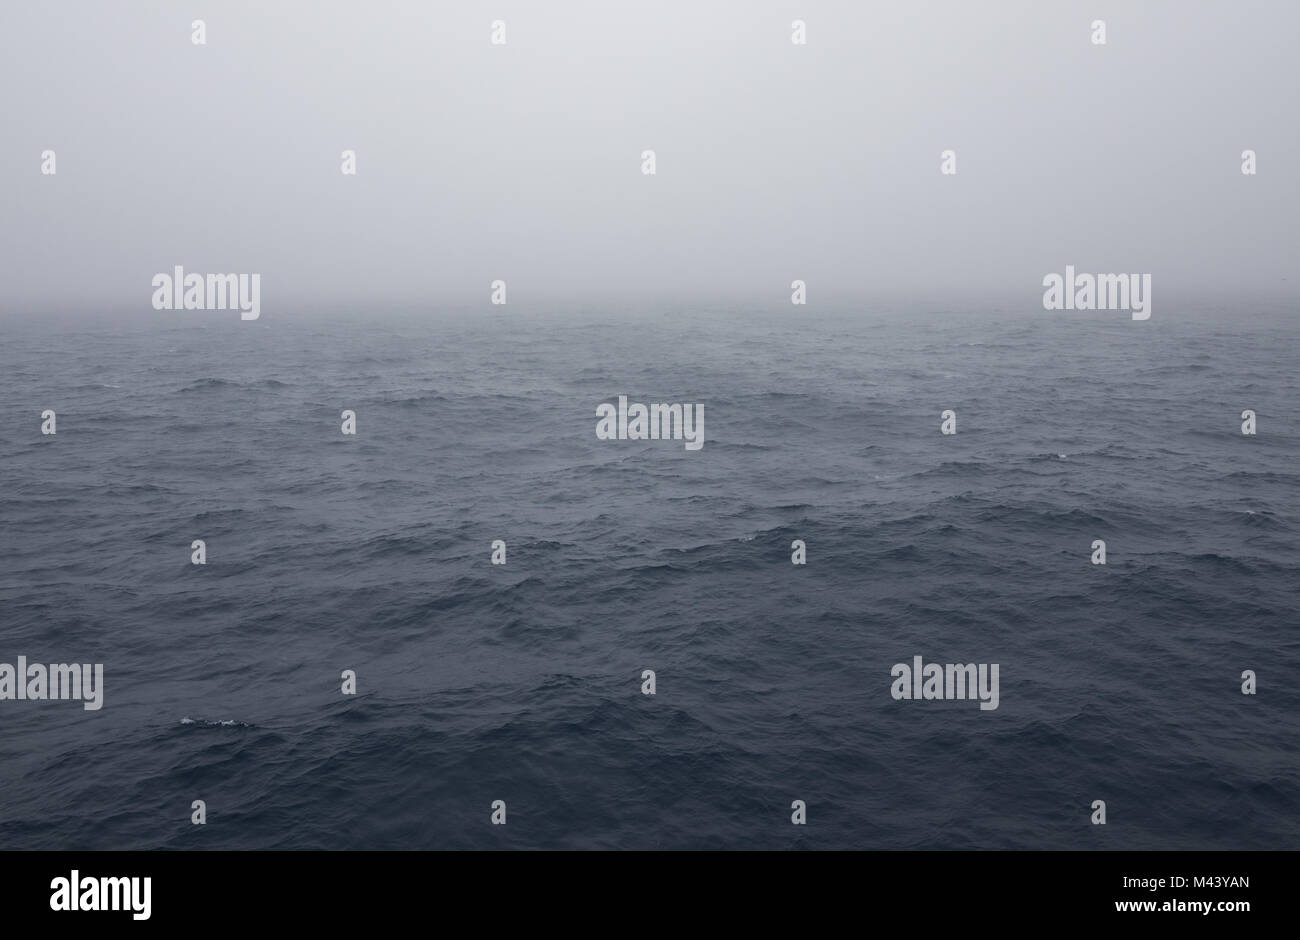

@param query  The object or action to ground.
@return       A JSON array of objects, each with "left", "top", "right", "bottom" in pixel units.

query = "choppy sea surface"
[{"left": 1, "top": 304, "right": 1296, "bottom": 849}]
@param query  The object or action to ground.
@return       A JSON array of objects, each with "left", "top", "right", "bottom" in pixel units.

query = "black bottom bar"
[{"left": 0, "top": 850, "right": 1280, "bottom": 927}]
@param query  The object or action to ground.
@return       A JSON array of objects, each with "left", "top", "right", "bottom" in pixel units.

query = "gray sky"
[{"left": 2, "top": 0, "right": 1296, "bottom": 315}]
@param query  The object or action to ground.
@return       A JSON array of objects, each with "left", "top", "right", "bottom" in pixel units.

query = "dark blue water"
[{"left": 1, "top": 305, "right": 1296, "bottom": 849}]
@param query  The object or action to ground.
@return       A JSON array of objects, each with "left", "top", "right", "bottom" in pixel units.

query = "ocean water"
[{"left": 1, "top": 305, "right": 1297, "bottom": 850}]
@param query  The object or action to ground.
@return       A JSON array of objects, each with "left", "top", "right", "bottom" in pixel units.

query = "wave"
[{"left": 179, "top": 718, "right": 254, "bottom": 728}]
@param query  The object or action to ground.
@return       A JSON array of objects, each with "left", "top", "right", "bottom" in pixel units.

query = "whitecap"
[{"left": 180, "top": 717, "right": 251, "bottom": 728}]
